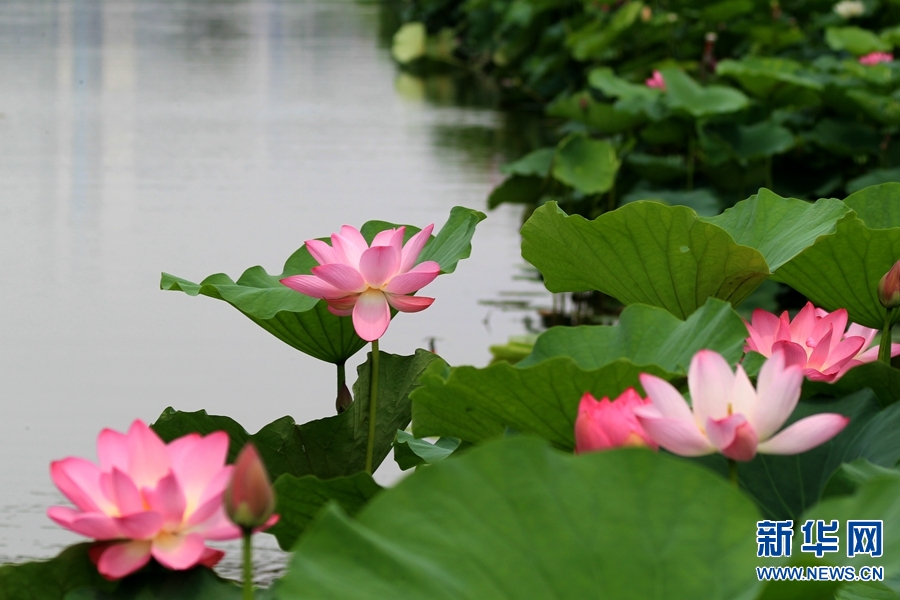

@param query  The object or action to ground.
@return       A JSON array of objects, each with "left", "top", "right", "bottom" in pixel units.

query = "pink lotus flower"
[
  {"left": 48, "top": 420, "right": 268, "bottom": 580},
  {"left": 745, "top": 302, "right": 900, "bottom": 382},
  {"left": 575, "top": 389, "right": 658, "bottom": 453},
  {"left": 280, "top": 225, "right": 440, "bottom": 341},
  {"left": 859, "top": 52, "right": 893, "bottom": 65},
  {"left": 634, "top": 350, "right": 849, "bottom": 461},
  {"left": 645, "top": 70, "right": 666, "bottom": 90}
]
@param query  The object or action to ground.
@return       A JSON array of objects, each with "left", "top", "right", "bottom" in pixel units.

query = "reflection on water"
[{"left": 0, "top": 0, "right": 547, "bottom": 581}]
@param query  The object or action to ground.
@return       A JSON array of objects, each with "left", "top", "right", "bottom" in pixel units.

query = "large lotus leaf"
[
  {"left": 709, "top": 120, "right": 795, "bottom": 161},
  {"left": 551, "top": 133, "right": 619, "bottom": 195},
  {"left": 152, "top": 349, "right": 443, "bottom": 480},
  {"left": 806, "top": 118, "right": 881, "bottom": 157},
  {"left": 821, "top": 459, "right": 900, "bottom": 500},
  {"left": 64, "top": 567, "right": 245, "bottom": 600},
  {"left": 161, "top": 207, "right": 484, "bottom": 364},
  {"left": 622, "top": 186, "right": 722, "bottom": 216},
  {"left": 0, "top": 544, "right": 114, "bottom": 600},
  {"left": 694, "top": 390, "right": 900, "bottom": 521},
  {"left": 847, "top": 90, "right": 900, "bottom": 127},
  {"left": 274, "top": 439, "right": 762, "bottom": 600},
  {"left": 773, "top": 215, "right": 900, "bottom": 329},
  {"left": 587, "top": 67, "right": 665, "bottom": 120},
  {"left": 826, "top": 26, "right": 891, "bottom": 56},
  {"left": 845, "top": 183, "right": 900, "bottom": 229},
  {"left": 661, "top": 67, "right": 749, "bottom": 118},
  {"left": 848, "top": 169, "right": 900, "bottom": 195},
  {"left": 565, "top": 1, "right": 643, "bottom": 61},
  {"left": 520, "top": 201, "right": 770, "bottom": 319},
  {"left": 518, "top": 298, "right": 748, "bottom": 370},
  {"left": 624, "top": 152, "right": 686, "bottom": 183},
  {"left": 804, "top": 476, "right": 900, "bottom": 593},
  {"left": 716, "top": 57, "right": 822, "bottom": 99},
  {"left": 703, "top": 189, "right": 850, "bottom": 270},
  {"left": 836, "top": 582, "right": 900, "bottom": 600},
  {"left": 411, "top": 356, "right": 671, "bottom": 448},
  {"left": 267, "top": 472, "right": 381, "bottom": 551}
]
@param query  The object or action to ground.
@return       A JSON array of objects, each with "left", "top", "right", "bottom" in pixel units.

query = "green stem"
[
  {"left": 728, "top": 459, "right": 738, "bottom": 488},
  {"left": 879, "top": 308, "right": 894, "bottom": 365},
  {"left": 337, "top": 361, "right": 345, "bottom": 396},
  {"left": 686, "top": 137, "right": 695, "bottom": 191},
  {"left": 765, "top": 155, "right": 773, "bottom": 190},
  {"left": 365, "top": 339, "right": 380, "bottom": 474},
  {"left": 242, "top": 530, "right": 253, "bottom": 600}
]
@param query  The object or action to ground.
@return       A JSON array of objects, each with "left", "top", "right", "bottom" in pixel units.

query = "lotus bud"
[
  {"left": 336, "top": 381, "right": 353, "bottom": 414},
  {"left": 879, "top": 260, "right": 900, "bottom": 309},
  {"left": 225, "top": 443, "right": 276, "bottom": 531}
]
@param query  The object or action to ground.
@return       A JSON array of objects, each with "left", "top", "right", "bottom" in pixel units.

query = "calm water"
[{"left": 0, "top": 0, "right": 546, "bottom": 580}]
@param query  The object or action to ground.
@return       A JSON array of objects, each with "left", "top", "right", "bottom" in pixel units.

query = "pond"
[{"left": 0, "top": 0, "right": 547, "bottom": 580}]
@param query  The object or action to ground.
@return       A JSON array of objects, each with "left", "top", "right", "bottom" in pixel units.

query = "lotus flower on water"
[
  {"left": 634, "top": 350, "right": 849, "bottom": 462},
  {"left": 575, "top": 389, "right": 658, "bottom": 453},
  {"left": 281, "top": 224, "right": 440, "bottom": 341},
  {"left": 48, "top": 420, "right": 271, "bottom": 579},
  {"left": 744, "top": 302, "right": 900, "bottom": 382}
]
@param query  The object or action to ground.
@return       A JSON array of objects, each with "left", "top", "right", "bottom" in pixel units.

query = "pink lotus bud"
[
  {"left": 225, "top": 443, "right": 276, "bottom": 531},
  {"left": 879, "top": 260, "right": 900, "bottom": 309},
  {"left": 859, "top": 52, "right": 893, "bottom": 65},
  {"left": 645, "top": 70, "right": 666, "bottom": 91},
  {"left": 574, "top": 389, "right": 658, "bottom": 453}
]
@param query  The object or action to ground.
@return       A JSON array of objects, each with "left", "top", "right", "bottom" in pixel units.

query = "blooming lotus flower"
[
  {"left": 575, "top": 389, "right": 658, "bottom": 453},
  {"left": 859, "top": 52, "right": 893, "bottom": 65},
  {"left": 645, "top": 70, "right": 666, "bottom": 90},
  {"left": 48, "top": 420, "right": 261, "bottom": 580},
  {"left": 744, "top": 302, "right": 900, "bottom": 381},
  {"left": 280, "top": 225, "right": 440, "bottom": 341},
  {"left": 634, "top": 350, "right": 849, "bottom": 461}
]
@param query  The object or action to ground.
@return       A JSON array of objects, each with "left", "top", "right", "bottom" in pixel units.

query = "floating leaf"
[
  {"left": 704, "top": 189, "right": 850, "bottom": 270},
  {"left": 153, "top": 349, "right": 443, "bottom": 480},
  {"left": 521, "top": 201, "right": 769, "bottom": 319},
  {"left": 393, "top": 430, "right": 461, "bottom": 470},
  {"left": 161, "top": 207, "right": 484, "bottom": 364},
  {"left": 551, "top": 133, "right": 620, "bottom": 195},
  {"left": 267, "top": 472, "right": 381, "bottom": 551},
  {"left": 274, "top": 439, "right": 762, "bottom": 600},
  {"left": 518, "top": 298, "right": 747, "bottom": 370},
  {"left": 661, "top": 68, "right": 749, "bottom": 117}
]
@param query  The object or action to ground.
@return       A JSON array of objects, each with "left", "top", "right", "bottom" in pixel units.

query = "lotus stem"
[
  {"left": 728, "top": 459, "right": 738, "bottom": 488},
  {"left": 686, "top": 137, "right": 695, "bottom": 191},
  {"left": 242, "top": 530, "right": 253, "bottom": 600},
  {"left": 365, "top": 339, "right": 380, "bottom": 474},
  {"left": 879, "top": 308, "right": 894, "bottom": 365}
]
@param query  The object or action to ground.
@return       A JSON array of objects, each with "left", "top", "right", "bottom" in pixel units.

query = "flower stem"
[
  {"left": 242, "top": 530, "right": 253, "bottom": 600},
  {"left": 728, "top": 459, "right": 738, "bottom": 488},
  {"left": 365, "top": 339, "right": 380, "bottom": 475},
  {"left": 879, "top": 308, "right": 894, "bottom": 365}
]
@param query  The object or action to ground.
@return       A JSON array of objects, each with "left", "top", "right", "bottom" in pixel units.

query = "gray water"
[{"left": 0, "top": 0, "right": 546, "bottom": 581}]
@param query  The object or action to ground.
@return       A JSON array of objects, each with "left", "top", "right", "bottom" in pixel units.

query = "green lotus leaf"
[
  {"left": 487, "top": 174, "right": 545, "bottom": 209},
  {"left": 551, "top": 133, "right": 620, "bottom": 195},
  {"left": 499, "top": 147, "right": 554, "bottom": 177},
  {"left": 63, "top": 566, "right": 244, "bottom": 600},
  {"left": 161, "top": 206, "right": 484, "bottom": 364},
  {"left": 836, "top": 581, "right": 900, "bottom": 600},
  {"left": 806, "top": 119, "right": 881, "bottom": 158},
  {"left": 547, "top": 92, "right": 646, "bottom": 134},
  {"left": 661, "top": 67, "right": 750, "bottom": 118},
  {"left": 274, "top": 438, "right": 761, "bottom": 600},
  {"left": 411, "top": 356, "right": 670, "bottom": 448},
  {"left": 393, "top": 430, "right": 461, "bottom": 470},
  {"left": 521, "top": 201, "right": 770, "bottom": 319},
  {"left": 826, "top": 26, "right": 891, "bottom": 56},
  {"left": 821, "top": 459, "right": 900, "bottom": 501},
  {"left": 704, "top": 189, "right": 850, "bottom": 270},
  {"left": 707, "top": 120, "right": 795, "bottom": 161},
  {"left": 0, "top": 544, "right": 114, "bottom": 600},
  {"left": 267, "top": 472, "right": 382, "bottom": 551},
  {"left": 847, "top": 90, "right": 900, "bottom": 127},
  {"left": 848, "top": 169, "right": 900, "bottom": 195},
  {"left": 566, "top": 1, "right": 643, "bottom": 61},
  {"left": 621, "top": 186, "right": 722, "bottom": 216},
  {"left": 773, "top": 215, "right": 900, "bottom": 329},
  {"left": 391, "top": 22, "right": 426, "bottom": 64},
  {"left": 716, "top": 57, "right": 822, "bottom": 99},
  {"left": 518, "top": 298, "right": 748, "bottom": 370},
  {"left": 804, "top": 361, "right": 900, "bottom": 408},
  {"left": 152, "top": 349, "right": 443, "bottom": 480},
  {"left": 845, "top": 183, "right": 900, "bottom": 229}
]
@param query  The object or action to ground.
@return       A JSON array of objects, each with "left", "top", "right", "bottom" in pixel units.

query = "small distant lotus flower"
[
  {"left": 634, "top": 350, "right": 849, "bottom": 461},
  {"left": 574, "top": 389, "right": 658, "bottom": 453},
  {"left": 48, "top": 421, "right": 248, "bottom": 580},
  {"left": 225, "top": 444, "right": 277, "bottom": 531},
  {"left": 744, "top": 302, "right": 900, "bottom": 381},
  {"left": 280, "top": 225, "right": 440, "bottom": 341},
  {"left": 879, "top": 260, "right": 900, "bottom": 309},
  {"left": 645, "top": 70, "right": 666, "bottom": 90},
  {"left": 833, "top": 0, "right": 864, "bottom": 18},
  {"left": 859, "top": 52, "right": 893, "bottom": 65}
]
